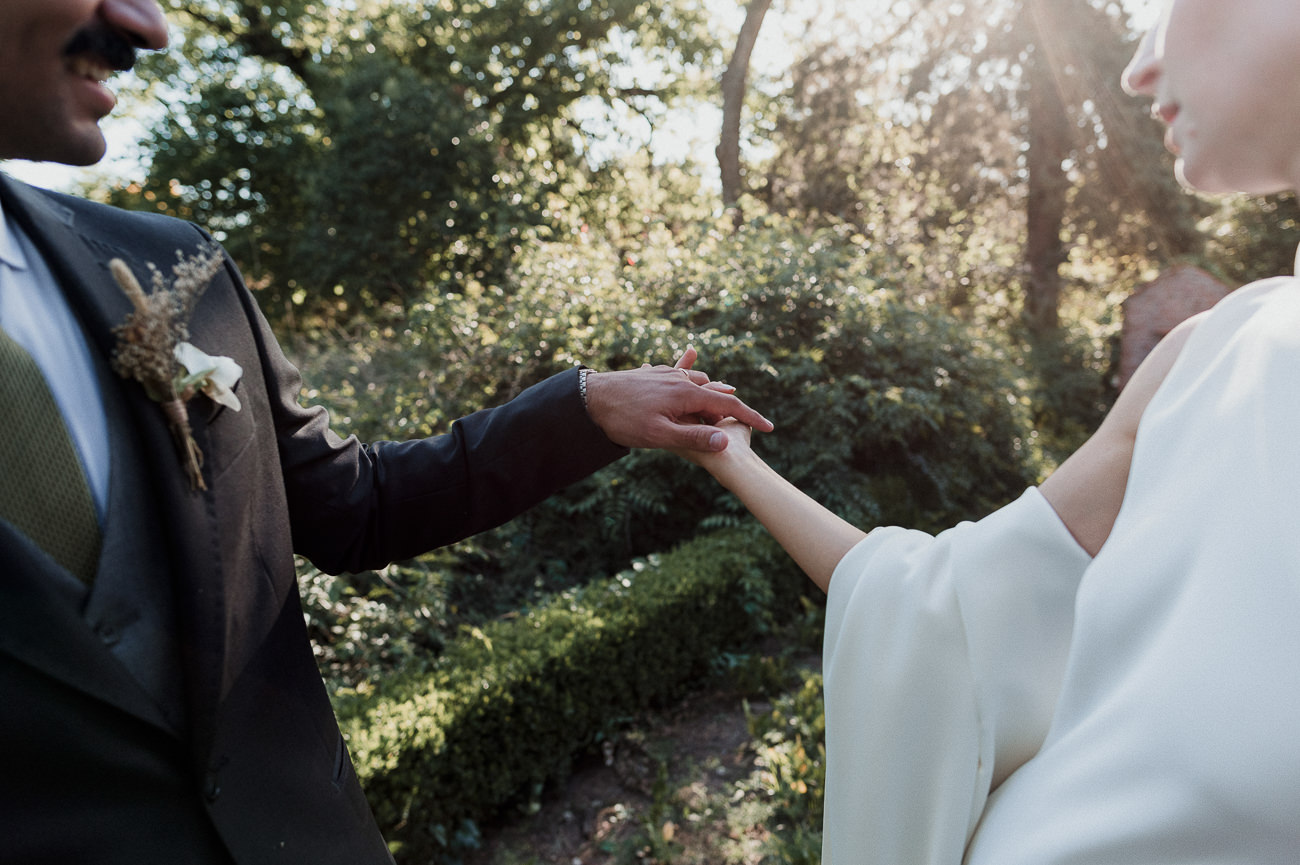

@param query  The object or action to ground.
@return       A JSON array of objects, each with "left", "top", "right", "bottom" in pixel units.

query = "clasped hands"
[{"left": 582, "top": 347, "right": 771, "bottom": 454}]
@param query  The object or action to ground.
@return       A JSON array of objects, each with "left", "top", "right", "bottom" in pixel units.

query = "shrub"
[
  {"left": 293, "top": 214, "right": 1043, "bottom": 637},
  {"left": 300, "top": 557, "right": 453, "bottom": 693},
  {"left": 334, "top": 527, "right": 803, "bottom": 863},
  {"left": 744, "top": 669, "right": 826, "bottom": 865}
]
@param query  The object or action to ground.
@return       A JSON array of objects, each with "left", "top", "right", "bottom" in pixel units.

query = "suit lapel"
[
  {"left": 0, "top": 174, "right": 230, "bottom": 754},
  {"left": 0, "top": 523, "right": 175, "bottom": 732}
]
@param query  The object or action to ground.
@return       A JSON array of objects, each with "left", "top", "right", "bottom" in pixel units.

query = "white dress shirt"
[{"left": 0, "top": 193, "right": 110, "bottom": 518}]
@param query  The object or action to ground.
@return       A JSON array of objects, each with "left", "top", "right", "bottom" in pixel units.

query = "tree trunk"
[
  {"left": 1023, "top": 0, "right": 1071, "bottom": 335},
  {"left": 718, "top": 0, "right": 773, "bottom": 229}
]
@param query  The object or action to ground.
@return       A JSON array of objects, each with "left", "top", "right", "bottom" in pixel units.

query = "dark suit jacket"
[{"left": 0, "top": 173, "right": 627, "bottom": 863}]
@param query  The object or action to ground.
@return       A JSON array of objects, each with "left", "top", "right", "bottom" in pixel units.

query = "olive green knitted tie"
[{"left": 0, "top": 325, "right": 101, "bottom": 582}]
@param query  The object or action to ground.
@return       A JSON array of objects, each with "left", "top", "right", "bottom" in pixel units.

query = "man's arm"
[{"left": 236, "top": 283, "right": 769, "bottom": 573}]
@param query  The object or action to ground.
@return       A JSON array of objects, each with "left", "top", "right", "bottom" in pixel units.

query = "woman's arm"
[
  {"left": 687, "top": 312, "right": 1205, "bottom": 586},
  {"left": 689, "top": 312, "right": 1204, "bottom": 584},
  {"left": 681, "top": 423, "right": 866, "bottom": 593}
]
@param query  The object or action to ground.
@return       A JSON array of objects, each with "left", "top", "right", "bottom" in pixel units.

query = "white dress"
[{"left": 822, "top": 277, "right": 1300, "bottom": 864}]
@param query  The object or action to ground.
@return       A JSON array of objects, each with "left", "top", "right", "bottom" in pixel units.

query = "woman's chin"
[{"left": 1177, "top": 153, "right": 1295, "bottom": 197}]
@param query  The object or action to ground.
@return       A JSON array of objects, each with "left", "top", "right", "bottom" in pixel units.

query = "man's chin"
[
  {"left": 60, "top": 123, "right": 110, "bottom": 166},
  {"left": 62, "top": 149, "right": 108, "bottom": 168},
  {"left": 8, "top": 130, "right": 109, "bottom": 168}
]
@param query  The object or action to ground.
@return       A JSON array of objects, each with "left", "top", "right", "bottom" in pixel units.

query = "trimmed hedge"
[{"left": 334, "top": 526, "right": 801, "bottom": 862}]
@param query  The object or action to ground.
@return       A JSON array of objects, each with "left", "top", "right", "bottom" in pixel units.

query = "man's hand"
[{"left": 583, "top": 348, "right": 774, "bottom": 453}]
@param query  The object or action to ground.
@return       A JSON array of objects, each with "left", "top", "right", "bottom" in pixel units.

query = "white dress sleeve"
[{"left": 821, "top": 487, "right": 1091, "bottom": 865}]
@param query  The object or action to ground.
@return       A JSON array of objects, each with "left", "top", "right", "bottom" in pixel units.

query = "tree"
[
  {"left": 114, "top": 0, "right": 713, "bottom": 324},
  {"left": 717, "top": 0, "right": 772, "bottom": 227},
  {"left": 755, "top": 0, "right": 1205, "bottom": 334},
  {"left": 1022, "top": 0, "right": 1073, "bottom": 334},
  {"left": 1203, "top": 193, "right": 1300, "bottom": 286}
]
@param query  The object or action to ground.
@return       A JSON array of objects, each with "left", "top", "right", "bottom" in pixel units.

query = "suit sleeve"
[
  {"left": 820, "top": 488, "right": 1091, "bottom": 865},
  {"left": 225, "top": 258, "right": 628, "bottom": 575}
]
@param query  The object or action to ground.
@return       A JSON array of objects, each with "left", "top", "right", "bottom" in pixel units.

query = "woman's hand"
[{"left": 673, "top": 417, "right": 755, "bottom": 471}]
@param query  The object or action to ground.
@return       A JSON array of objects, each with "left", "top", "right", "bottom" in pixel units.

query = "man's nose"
[
  {"left": 1122, "top": 27, "right": 1160, "bottom": 97},
  {"left": 100, "top": 0, "right": 169, "bottom": 50}
]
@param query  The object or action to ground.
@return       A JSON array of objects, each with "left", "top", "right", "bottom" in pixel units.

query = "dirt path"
[{"left": 462, "top": 688, "right": 774, "bottom": 865}]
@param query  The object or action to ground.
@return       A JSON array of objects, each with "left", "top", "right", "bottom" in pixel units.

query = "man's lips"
[
  {"left": 66, "top": 54, "right": 116, "bottom": 84},
  {"left": 59, "top": 25, "right": 137, "bottom": 117},
  {"left": 62, "top": 52, "right": 121, "bottom": 119}
]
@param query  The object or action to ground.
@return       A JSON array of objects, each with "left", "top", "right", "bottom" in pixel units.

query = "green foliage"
[
  {"left": 333, "top": 528, "right": 797, "bottom": 863},
  {"left": 1203, "top": 192, "right": 1300, "bottom": 286},
  {"left": 300, "top": 556, "right": 453, "bottom": 692},
  {"left": 641, "top": 216, "right": 1039, "bottom": 531},
  {"left": 109, "top": 0, "right": 714, "bottom": 323},
  {"left": 631, "top": 759, "right": 683, "bottom": 864},
  {"left": 743, "top": 669, "right": 826, "bottom": 865},
  {"left": 290, "top": 214, "right": 1043, "bottom": 648},
  {"left": 1020, "top": 323, "right": 1115, "bottom": 467}
]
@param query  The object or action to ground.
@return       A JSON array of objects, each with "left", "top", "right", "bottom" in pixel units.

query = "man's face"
[{"left": 0, "top": 0, "right": 168, "bottom": 167}]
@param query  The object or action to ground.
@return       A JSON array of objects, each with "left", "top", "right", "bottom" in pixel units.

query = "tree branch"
[{"left": 179, "top": 1, "right": 314, "bottom": 82}]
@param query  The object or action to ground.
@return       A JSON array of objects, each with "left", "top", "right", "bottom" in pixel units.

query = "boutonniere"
[{"left": 108, "top": 244, "right": 243, "bottom": 491}]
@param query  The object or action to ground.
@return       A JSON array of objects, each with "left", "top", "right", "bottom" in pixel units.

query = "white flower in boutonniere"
[
  {"left": 174, "top": 341, "right": 243, "bottom": 412},
  {"left": 108, "top": 243, "right": 240, "bottom": 491}
]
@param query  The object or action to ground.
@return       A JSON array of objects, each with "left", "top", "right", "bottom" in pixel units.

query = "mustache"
[{"left": 62, "top": 25, "right": 138, "bottom": 72}]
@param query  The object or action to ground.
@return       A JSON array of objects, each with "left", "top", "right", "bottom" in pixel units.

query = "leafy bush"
[
  {"left": 292, "top": 215, "right": 1044, "bottom": 644},
  {"left": 1020, "top": 325, "right": 1115, "bottom": 467},
  {"left": 334, "top": 527, "right": 801, "bottom": 863},
  {"left": 743, "top": 669, "right": 827, "bottom": 865},
  {"left": 300, "top": 557, "right": 453, "bottom": 693},
  {"left": 637, "top": 216, "right": 1039, "bottom": 532}
]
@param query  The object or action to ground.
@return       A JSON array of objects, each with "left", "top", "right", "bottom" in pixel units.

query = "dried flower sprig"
[{"left": 109, "top": 244, "right": 240, "bottom": 491}]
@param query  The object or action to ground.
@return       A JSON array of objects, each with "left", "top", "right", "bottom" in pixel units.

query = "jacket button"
[
  {"left": 204, "top": 772, "right": 221, "bottom": 803},
  {"left": 95, "top": 622, "right": 119, "bottom": 646}
]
